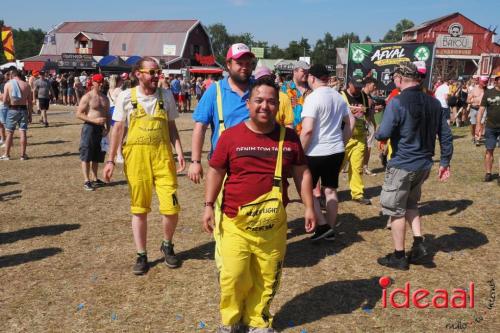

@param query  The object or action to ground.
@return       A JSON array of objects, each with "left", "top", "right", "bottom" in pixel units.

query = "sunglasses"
[{"left": 138, "top": 69, "right": 162, "bottom": 76}]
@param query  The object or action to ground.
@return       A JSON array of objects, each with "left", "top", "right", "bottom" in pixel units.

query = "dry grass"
[{"left": 0, "top": 106, "right": 499, "bottom": 333}]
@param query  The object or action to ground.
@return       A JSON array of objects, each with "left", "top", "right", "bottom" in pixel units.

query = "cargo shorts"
[{"left": 380, "top": 167, "right": 430, "bottom": 217}]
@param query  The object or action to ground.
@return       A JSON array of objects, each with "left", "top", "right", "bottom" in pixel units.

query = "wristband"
[
  {"left": 204, "top": 202, "right": 214, "bottom": 207},
  {"left": 191, "top": 160, "right": 201, "bottom": 163},
  {"left": 106, "top": 160, "right": 115, "bottom": 166}
]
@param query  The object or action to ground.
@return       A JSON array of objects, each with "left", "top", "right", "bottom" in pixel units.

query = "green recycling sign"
[
  {"left": 350, "top": 44, "right": 373, "bottom": 64},
  {"left": 414, "top": 46, "right": 431, "bottom": 62}
]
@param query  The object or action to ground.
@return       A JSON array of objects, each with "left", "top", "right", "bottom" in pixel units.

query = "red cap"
[
  {"left": 120, "top": 72, "right": 129, "bottom": 80},
  {"left": 92, "top": 73, "right": 104, "bottom": 83}
]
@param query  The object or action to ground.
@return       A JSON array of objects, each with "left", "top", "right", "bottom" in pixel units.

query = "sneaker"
[
  {"left": 248, "top": 327, "right": 279, "bottom": 333},
  {"left": 408, "top": 242, "right": 429, "bottom": 264},
  {"left": 92, "top": 179, "right": 106, "bottom": 187},
  {"left": 484, "top": 173, "right": 493, "bottom": 182},
  {"left": 352, "top": 197, "right": 372, "bottom": 205},
  {"left": 310, "top": 224, "right": 335, "bottom": 242},
  {"left": 324, "top": 232, "right": 336, "bottom": 241},
  {"left": 217, "top": 325, "right": 245, "bottom": 333},
  {"left": 20, "top": 155, "right": 29, "bottom": 160},
  {"left": 83, "top": 181, "right": 95, "bottom": 191},
  {"left": 133, "top": 255, "right": 149, "bottom": 275},
  {"left": 363, "top": 166, "right": 376, "bottom": 176},
  {"left": 0, "top": 155, "right": 10, "bottom": 160},
  {"left": 44, "top": 122, "right": 49, "bottom": 127},
  {"left": 160, "top": 243, "right": 180, "bottom": 268},
  {"left": 377, "top": 253, "right": 409, "bottom": 270}
]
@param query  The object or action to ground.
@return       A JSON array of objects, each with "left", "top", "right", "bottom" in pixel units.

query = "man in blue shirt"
[
  {"left": 375, "top": 62, "right": 453, "bottom": 270},
  {"left": 170, "top": 75, "right": 182, "bottom": 113},
  {"left": 188, "top": 43, "right": 254, "bottom": 183}
]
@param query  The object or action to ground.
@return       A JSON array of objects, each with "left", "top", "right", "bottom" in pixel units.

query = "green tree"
[
  {"left": 380, "top": 19, "right": 414, "bottom": 42},
  {"left": 363, "top": 35, "right": 372, "bottom": 42},
  {"left": 207, "top": 23, "right": 232, "bottom": 64},
  {"left": 285, "top": 37, "right": 310, "bottom": 60},
  {"left": 311, "top": 32, "right": 336, "bottom": 65},
  {"left": 268, "top": 44, "right": 285, "bottom": 59},
  {"left": 12, "top": 28, "right": 45, "bottom": 60}
]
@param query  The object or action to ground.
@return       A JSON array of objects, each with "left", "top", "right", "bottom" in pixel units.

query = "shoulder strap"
[
  {"left": 156, "top": 88, "right": 164, "bottom": 110},
  {"left": 273, "top": 126, "right": 286, "bottom": 189},
  {"left": 216, "top": 81, "right": 225, "bottom": 134},
  {"left": 340, "top": 91, "right": 350, "bottom": 105},
  {"left": 130, "top": 87, "right": 138, "bottom": 110}
]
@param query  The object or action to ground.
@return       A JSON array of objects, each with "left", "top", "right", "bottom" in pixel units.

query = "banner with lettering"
[{"left": 347, "top": 42, "right": 435, "bottom": 93}]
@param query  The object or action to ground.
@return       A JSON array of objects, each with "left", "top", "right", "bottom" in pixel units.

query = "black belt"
[{"left": 9, "top": 105, "right": 27, "bottom": 110}]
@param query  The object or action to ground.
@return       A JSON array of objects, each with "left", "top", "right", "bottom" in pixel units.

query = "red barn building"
[{"left": 402, "top": 12, "right": 500, "bottom": 80}]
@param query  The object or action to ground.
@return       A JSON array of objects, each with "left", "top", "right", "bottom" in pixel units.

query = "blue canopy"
[
  {"left": 125, "top": 56, "right": 142, "bottom": 65},
  {"left": 98, "top": 55, "right": 119, "bottom": 66}
]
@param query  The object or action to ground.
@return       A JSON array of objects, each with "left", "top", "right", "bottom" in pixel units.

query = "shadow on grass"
[
  {"left": 150, "top": 241, "right": 216, "bottom": 268},
  {"left": 285, "top": 213, "right": 386, "bottom": 268},
  {"left": 0, "top": 181, "right": 19, "bottom": 187},
  {"left": 0, "top": 224, "right": 81, "bottom": 245},
  {"left": 338, "top": 185, "right": 382, "bottom": 201},
  {"left": 0, "top": 190, "right": 22, "bottom": 201},
  {"left": 274, "top": 276, "right": 382, "bottom": 329},
  {"left": 419, "top": 199, "right": 473, "bottom": 216},
  {"left": 0, "top": 248, "right": 63, "bottom": 268},
  {"left": 30, "top": 140, "right": 70, "bottom": 146},
  {"left": 415, "top": 226, "right": 488, "bottom": 269},
  {"left": 33, "top": 152, "right": 80, "bottom": 159},
  {"left": 105, "top": 180, "right": 127, "bottom": 187}
]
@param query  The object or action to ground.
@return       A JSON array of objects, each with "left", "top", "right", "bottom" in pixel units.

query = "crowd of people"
[{"left": 1, "top": 41, "right": 499, "bottom": 332}]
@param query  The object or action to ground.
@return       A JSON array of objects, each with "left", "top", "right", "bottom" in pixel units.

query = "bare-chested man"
[
  {"left": 468, "top": 76, "right": 487, "bottom": 145},
  {"left": 1, "top": 68, "right": 33, "bottom": 160},
  {"left": 76, "top": 73, "right": 110, "bottom": 191}
]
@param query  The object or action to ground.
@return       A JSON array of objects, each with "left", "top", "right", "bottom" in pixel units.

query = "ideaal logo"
[{"left": 379, "top": 276, "right": 474, "bottom": 309}]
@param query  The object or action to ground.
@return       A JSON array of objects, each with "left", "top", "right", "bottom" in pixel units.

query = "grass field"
[{"left": 0, "top": 106, "right": 498, "bottom": 332}]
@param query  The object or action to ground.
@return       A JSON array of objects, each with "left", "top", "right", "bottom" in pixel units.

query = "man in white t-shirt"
[
  {"left": 103, "top": 57, "right": 186, "bottom": 275},
  {"left": 300, "top": 64, "right": 354, "bottom": 241},
  {"left": 434, "top": 79, "right": 450, "bottom": 125}
]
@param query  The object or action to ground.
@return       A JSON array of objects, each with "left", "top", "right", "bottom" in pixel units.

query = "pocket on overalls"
[{"left": 237, "top": 198, "right": 285, "bottom": 232}]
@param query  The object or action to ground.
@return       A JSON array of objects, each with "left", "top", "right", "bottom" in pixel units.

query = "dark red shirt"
[{"left": 209, "top": 122, "right": 306, "bottom": 218}]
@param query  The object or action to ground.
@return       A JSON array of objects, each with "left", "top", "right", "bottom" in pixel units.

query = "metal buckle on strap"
[
  {"left": 273, "top": 177, "right": 282, "bottom": 187},
  {"left": 219, "top": 120, "right": 224, "bottom": 124}
]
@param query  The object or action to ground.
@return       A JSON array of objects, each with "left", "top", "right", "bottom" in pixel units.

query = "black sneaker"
[
  {"left": 377, "top": 253, "right": 409, "bottom": 270},
  {"left": 353, "top": 197, "right": 372, "bottom": 205},
  {"left": 408, "top": 243, "right": 429, "bottom": 264},
  {"left": 92, "top": 179, "right": 106, "bottom": 187},
  {"left": 310, "top": 224, "right": 335, "bottom": 242},
  {"left": 160, "top": 243, "right": 180, "bottom": 268},
  {"left": 133, "top": 255, "right": 149, "bottom": 275},
  {"left": 83, "top": 181, "right": 95, "bottom": 191},
  {"left": 484, "top": 173, "right": 493, "bottom": 182}
]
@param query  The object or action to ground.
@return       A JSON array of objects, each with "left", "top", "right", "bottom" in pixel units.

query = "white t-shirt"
[
  {"left": 113, "top": 87, "right": 178, "bottom": 125},
  {"left": 435, "top": 83, "right": 450, "bottom": 108},
  {"left": 301, "top": 86, "right": 349, "bottom": 156}
]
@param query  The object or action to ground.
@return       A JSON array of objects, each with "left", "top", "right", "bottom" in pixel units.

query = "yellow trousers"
[
  {"left": 219, "top": 216, "right": 286, "bottom": 328},
  {"left": 123, "top": 144, "right": 180, "bottom": 215},
  {"left": 344, "top": 137, "right": 366, "bottom": 200}
]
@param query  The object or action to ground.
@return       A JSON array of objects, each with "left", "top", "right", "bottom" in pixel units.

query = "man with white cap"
[
  {"left": 189, "top": 43, "right": 255, "bottom": 270},
  {"left": 281, "top": 60, "right": 312, "bottom": 133}
]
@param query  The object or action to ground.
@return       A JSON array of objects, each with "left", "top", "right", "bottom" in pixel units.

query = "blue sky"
[{"left": 4, "top": 0, "right": 499, "bottom": 47}]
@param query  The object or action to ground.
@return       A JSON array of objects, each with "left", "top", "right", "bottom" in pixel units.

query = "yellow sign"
[{"left": 1, "top": 27, "right": 15, "bottom": 61}]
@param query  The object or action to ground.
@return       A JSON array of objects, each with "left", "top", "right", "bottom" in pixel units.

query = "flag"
[{"left": 1, "top": 26, "right": 15, "bottom": 61}]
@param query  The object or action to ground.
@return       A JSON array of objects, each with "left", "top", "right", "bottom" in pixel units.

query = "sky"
[{"left": 3, "top": 0, "right": 500, "bottom": 48}]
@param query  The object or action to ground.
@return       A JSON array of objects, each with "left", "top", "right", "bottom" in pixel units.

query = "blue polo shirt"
[{"left": 193, "top": 77, "right": 251, "bottom": 153}]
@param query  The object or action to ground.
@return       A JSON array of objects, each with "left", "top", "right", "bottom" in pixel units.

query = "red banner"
[
  {"left": 1, "top": 26, "right": 15, "bottom": 61},
  {"left": 195, "top": 53, "right": 215, "bottom": 66}
]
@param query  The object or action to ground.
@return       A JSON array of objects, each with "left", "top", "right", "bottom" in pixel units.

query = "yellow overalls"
[
  {"left": 219, "top": 126, "right": 287, "bottom": 329},
  {"left": 341, "top": 91, "right": 368, "bottom": 200},
  {"left": 122, "top": 87, "right": 180, "bottom": 215},
  {"left": 214, "top": 81, "right": 225, "bottom": 272}
]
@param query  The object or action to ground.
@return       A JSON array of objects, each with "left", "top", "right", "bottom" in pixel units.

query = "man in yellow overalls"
[
  {"left": 203, "top": 78, "right": 316, "bottom": 333},
  {"left": 341, "top": 75, "right": 372, "bottom": 205},
  {"left": 103, "top": 57, "right": 185, "bottom": 275}
]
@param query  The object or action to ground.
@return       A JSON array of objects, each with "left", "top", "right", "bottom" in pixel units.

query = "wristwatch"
[
  {"left": 204, "top": 202, "right": 214, "bottom": 207},
  {"left": 191, "top": 160, "right": 201, "bottom": 163}
]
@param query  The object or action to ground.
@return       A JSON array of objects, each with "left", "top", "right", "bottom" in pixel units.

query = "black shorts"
[
  {"left": 79, "top": 123, "right": 105, "bottom": 162},
  {"left": 38, "top": 98, "right": 50, "bottom": 110},
  {"left": 306, "top": 152, "right": 345, "bottom": 189}
]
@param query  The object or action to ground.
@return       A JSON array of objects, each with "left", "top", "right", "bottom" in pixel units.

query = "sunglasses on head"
[{"left": 138, "top": 69, "right": 162, "bottom": 76}]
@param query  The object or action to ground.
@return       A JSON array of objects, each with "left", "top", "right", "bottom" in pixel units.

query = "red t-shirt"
[{"left": 209, "top": 122, "right": 306, "bottom": 218}]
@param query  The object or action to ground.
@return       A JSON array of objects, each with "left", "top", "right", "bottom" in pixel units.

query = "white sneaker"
[{"left": 0, "top": 155, "right": 10, "bottom": 160}]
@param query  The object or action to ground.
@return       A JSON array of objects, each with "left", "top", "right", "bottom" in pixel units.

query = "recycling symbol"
[
  {"left": 414, "top": 46, "right": 430, "bottom": 61},
  {"left": 352, "top": 49, "right": 365, "bottom": 63}
]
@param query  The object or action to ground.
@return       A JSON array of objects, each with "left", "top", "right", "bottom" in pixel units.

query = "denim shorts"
[
  {"left": 5, "top": 108, "right": 29, "bottom": 131},
  {"left": 0, "top": 104, "right": 7, "bottom": 125},
  {"left": 485, "top": 127, "right": 500, "bottom": 150}
]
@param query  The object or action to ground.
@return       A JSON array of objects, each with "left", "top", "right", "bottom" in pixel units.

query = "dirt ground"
[{"left": 0, "top": 106, "right": 498, "bottom": 333}]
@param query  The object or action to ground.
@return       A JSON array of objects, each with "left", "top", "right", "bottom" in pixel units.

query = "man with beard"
[
  {"left": 281, "top": 61, "right": 311, "bottom": 133},
  {"left": 189, "top": 43, "right": 255, "bottom": 271},
  {"left": 103, "top": 57, "right": 185, "bottom": 275}
]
